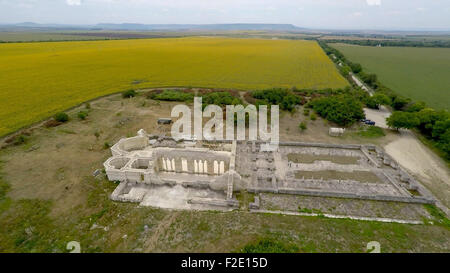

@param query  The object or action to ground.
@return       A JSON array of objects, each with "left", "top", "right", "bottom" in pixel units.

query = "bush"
[
  {"left": 122, "top": 89, "right": 136, "bottom": 98},
  {"left": 303, "top": 109, "right": 310, "bottom": 116},
  {"left": 13, "top": 135, "right": 27, "bottom": 146},
  {"left": 54, "top": 112, "right": 69, "bottom": 123},
  {"left": 77, "top": 111, "right": 88, "bottom": 120},
  {"left": 103, "top": 142, "right": 111, "bottom": 149},
  {"left": 241, "top": 238, "right": 299, "bottom": 253},
  {"left": 251, "top": 88, "right": 301, "bottom": 112},
  {"left": 310, "top": 113, "right": 317, "bottom": 121},
  {"left": 202, "top": 92, "right": 242, "bottom": 108},
  {"left": 299, "top": 122, "right": 307, "bottom": 131}
]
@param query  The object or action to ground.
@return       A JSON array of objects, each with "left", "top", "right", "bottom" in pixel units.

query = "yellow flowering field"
[{"left": 0, "top": 37, "right": 347, "bottom": 136}]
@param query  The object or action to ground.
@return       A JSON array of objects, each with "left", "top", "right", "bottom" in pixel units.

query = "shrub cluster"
[
  {"left": 54, "top": 112, "right": 69, "bottom": 123},
  {"left": 77, "top": 111, "right": 88, "bottom": 120},
  {"left": 148, "top": 90, "right": 194, "bottom": 102},
  {"left": 122, "top": 89, "right": 136, "bottom": 98},
  {"left": 251, "top": 88, "right": 301, "bottom": 112},
  {"left": 309, "top": 95, "right": 365, "bottom": 126},
  {"left": 202, "top": 91, "right": 242, "bottom": 108}
]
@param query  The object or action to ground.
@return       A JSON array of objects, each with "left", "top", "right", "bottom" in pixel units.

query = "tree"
[
  {"left": 349, "top": 62, "right": 362, "bottom": 74},
  {"left": 360, "top": 73, "right": 378, "bottom": 88},
  {"left": 391, "top": 96, "right": 410, "bottom": 110},
  {"left": 373, "top": 93, "right": 391, "bottom": 106},
  {"left": 437, "top": 129, "right": 450, "bottom": 159},
  {"left": 364, "top": 96, "right": 379, "bottom": 109},
  {"left": 386, "top": 111, "right": 420, "bottom": 130},
  {"left": 432, "top": 119, "right": 450, "bottom": 140},
  {"left": 416, "top": 108, "right": 448, "bottom": 136},
  {"left": 310, "top": 95, "right": 365, "bottom": 126},
  {"left": 405, "top": 101, "right": 426, "bottom": 112}
]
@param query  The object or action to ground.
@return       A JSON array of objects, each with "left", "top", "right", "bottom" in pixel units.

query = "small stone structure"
[
  {"left": 104, "top": 129, "right": 436, "bottom": 211},
  {"left": 329, "top": 127, "right": 345, "bottom": 137}
]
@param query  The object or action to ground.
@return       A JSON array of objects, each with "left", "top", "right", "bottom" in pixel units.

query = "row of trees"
[
  {"left": 321, "top": 41, "right": 418, "bottom": 111},
  {"left": 320, "top": 41, "right": 449, "bottom": 159},
  {"left": 322, "top": 39, "right": 450, "bottom": 48}
]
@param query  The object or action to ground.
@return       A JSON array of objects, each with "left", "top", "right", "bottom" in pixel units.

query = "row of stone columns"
[
  {"left": 161, "top": 158, "right": 176, "bottom": 171},
  {"left": 160, "top": 157, "right": 226, "bottom": 175}
]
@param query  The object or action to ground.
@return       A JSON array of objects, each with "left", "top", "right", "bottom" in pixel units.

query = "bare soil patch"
[{"left": 287, "top": 153, "right": 359, "bottom": 165}]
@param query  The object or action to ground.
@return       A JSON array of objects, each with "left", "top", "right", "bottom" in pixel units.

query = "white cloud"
[
  {"left": 366, "top": 0, "right": 381, "bottom": 6},
  {"left": 66, "top": 0, "right": 81, "bottom": 6}
]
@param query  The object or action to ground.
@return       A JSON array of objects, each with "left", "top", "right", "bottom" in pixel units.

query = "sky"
[{"left": 0, "top": 0, "right": 449, "bottom": 30}]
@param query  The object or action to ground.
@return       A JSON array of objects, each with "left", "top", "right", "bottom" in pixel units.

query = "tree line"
[{"left": 320, "top": 41, "right": 450, "bottom": 159}]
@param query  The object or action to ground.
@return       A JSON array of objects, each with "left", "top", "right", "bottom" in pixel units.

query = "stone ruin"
[{"left": 104, "top": 129, "right": 436, "bottom": 211}]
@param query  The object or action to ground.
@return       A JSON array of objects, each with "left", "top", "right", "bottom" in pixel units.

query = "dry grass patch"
[{"left": 295, "top": 170, "right": 382, "bottom": 183}]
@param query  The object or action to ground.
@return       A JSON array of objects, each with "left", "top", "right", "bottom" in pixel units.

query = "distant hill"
[
  {"left": 95, "top": 23, "right": 303, "bottom": 31},
  {"left": 0, "top": 23, "right": 303, "bottom": 32}
]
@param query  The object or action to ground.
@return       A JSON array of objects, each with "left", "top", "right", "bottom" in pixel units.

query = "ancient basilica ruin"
[{"left": 103, "top": 129, "right": 436, "bottom": 212}]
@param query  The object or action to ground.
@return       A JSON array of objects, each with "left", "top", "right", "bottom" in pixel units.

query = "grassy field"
[
  {"left": 0, "top": 31, "right": 181, "bottom": 42},
  {"left": 0, "top": 37, "right": 347, "bottom": 137},
  {"left": 0, "top": 32, "right": 104, "bottom": 42},
  {"left": 332, "top": 43, "right": 450, "bottom": 110}
]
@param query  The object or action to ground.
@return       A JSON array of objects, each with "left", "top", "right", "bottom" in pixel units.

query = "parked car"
[{"left": 365, "top": 120, "right": 376, "bottom": 126}]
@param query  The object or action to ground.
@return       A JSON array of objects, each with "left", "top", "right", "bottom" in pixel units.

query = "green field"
[
  {"left": 0, "top": 32, "right": 102, "bottom": 42},
  {"left": 332, "top": 43, "right": 450, "bottom": 110},
  {"left": 0, "top": 37, "right": 347, "bottom": 137}
]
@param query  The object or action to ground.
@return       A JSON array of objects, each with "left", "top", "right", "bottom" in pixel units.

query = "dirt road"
[
  {"left": 384, "top": 130, "right": 450, "bottom": 210},
  {"left": 365, "top": 103, "right": 450, "bottom": 213}
]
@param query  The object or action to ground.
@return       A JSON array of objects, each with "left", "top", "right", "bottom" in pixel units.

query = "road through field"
[
  {"left": 332, "top": 44, "right": 450, "bottom": 110},
  {"left": 355, "top": 71, "right": 449, "bottom": 214}
]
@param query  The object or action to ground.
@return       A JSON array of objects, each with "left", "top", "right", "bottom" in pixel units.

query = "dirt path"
[
  {"left": 363, "top": 106, "right": 450, "bottom": 213},
  {"left": 145, "top": 211, "right": 180, "bottom": 252},
  {"left": 385, "top": 130, "right": 450, "bottom": 211}
]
